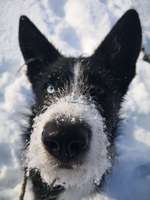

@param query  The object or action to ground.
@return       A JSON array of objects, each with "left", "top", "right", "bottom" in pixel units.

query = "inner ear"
[
  {"left": 19, "top": 15, "right": 61, "bottom": 83},
  {"left": 91, "top": 9, "right": 142, "bottom": 94}
]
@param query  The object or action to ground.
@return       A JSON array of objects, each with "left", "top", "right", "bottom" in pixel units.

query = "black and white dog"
[{"left": 19, "top": 9, "right": 142, "bottom": 200}]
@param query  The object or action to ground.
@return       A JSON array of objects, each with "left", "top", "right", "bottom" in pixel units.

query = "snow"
[{"left": 0, "top": 0, "right": 150, "bottom": 199}]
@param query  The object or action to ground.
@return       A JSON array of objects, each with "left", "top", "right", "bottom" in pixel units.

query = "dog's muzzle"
[{"left": 42, "top": 117, "right": 91, "bottom": 164}]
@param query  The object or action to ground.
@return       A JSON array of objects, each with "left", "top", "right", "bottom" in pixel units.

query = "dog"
[{"left": 19, "top": 9, "right": 142, "bottom": 200}]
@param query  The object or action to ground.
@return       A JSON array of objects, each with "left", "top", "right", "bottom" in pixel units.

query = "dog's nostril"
[
  {"left": 48, "top": 140, "right": 60, "bottom": 153},
  {"left": 68, "top": 140, "right": 87, "bottom": 158},
  {"left": 42, "top": 132, "right": 60, "bottom": 155},
  {"left": 43, "top": 137, "right": 60, "bottom": 154}
]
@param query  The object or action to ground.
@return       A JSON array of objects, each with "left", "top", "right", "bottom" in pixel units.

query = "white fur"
[
  {"left": 25, "top": 63, "right": 111, "bottom": 199},
  {"left": 24, "top": 180, "right": 34, "bottom": 200},
  {"left": 74, "top": 62, "right": 81, "bottom": 90}
]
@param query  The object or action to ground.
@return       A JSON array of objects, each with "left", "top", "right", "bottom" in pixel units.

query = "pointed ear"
[
  {"left": 92, "top": 9, "right": 142, "bottom": 94},
  {"left": 19, "top": 16, "right": 61, "bottom": 82}
]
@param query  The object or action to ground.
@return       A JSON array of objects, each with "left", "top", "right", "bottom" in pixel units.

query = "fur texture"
[{"left": 19, "top": 9, "right": 142, "bottom": 200}]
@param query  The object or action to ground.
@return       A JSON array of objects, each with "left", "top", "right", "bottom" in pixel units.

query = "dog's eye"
[{"left": 47, "top": 85, "right": 55, "bottom": 94}]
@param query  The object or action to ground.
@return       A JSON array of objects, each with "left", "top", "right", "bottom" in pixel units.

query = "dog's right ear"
[
  {"left": 19, "top": 16, "right": 61, "bottom": 83},
  {"left": 90, "top": 9, "right": 142, "bottom": 96}
]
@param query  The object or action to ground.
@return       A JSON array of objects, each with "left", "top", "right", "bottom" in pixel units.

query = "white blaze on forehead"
[
  {"left": 26, "top": 94, "right": 111, "bottom": 191},
  {"left": 73, "top": 62, "right": 81, "bottom": 90}
]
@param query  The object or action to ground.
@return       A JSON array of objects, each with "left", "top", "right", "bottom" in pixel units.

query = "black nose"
[{"left": 42, "top": 120, "right": 91, "bottom": 162}]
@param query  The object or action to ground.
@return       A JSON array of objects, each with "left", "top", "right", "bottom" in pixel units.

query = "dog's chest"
[
  {"left": 24, "top": 179, "right": 93, "bottom": 200},
  {"left": 57, "top": 183, "right": 93, "bottom": 200},
  {"left": 58, "top": 190, "right": 80, "bottom": 200},
  {"left": 58, "top": 189, "right": 82, "bottom": 200}
]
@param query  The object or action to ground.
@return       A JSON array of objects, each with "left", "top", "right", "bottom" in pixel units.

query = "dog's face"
[{"left": 19, "top": 10, "right": 141, "bottom": 191}]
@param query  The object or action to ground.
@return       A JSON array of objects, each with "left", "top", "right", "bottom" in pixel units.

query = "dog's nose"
[{"left": 42, "top": 120, "right": 91, "bottom": 162}]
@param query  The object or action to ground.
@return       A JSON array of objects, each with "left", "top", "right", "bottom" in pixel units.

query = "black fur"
[{"left": 19, "top": 9, "right": 142, "bottom": 199}]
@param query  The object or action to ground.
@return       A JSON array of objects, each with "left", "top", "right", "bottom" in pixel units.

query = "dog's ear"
[
  {"left": 91, "top": 9, "right": 142, "bottom": 95},
  {"left": 19, "top": 16, "right": 61, "bottom": 83}
]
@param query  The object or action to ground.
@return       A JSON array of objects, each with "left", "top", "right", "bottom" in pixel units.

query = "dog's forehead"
[
  {"left": 42, "top": 57, "right": 89, "bottom": 86},
  {"left": 34, "top": 56, "right": 111, "bottom": 101},
  {"left": 47, "top": 57, "right": 86, "bottom": 76}
]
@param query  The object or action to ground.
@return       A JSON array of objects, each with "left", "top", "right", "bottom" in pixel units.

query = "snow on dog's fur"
[
  {"left": 27, "top": 94, "right": 110, "bottom": 189},
  {"left": 19, "top": 9, "right": 142, "bottom": 200}
]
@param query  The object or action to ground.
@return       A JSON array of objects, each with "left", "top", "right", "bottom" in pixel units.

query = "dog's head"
[{"left": 19, "top": 10, "right": 141, "bottom": 190}]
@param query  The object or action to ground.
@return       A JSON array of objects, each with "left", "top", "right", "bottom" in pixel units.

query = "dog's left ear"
[
  {"left": 19, "top": 16, "right": 61, "bottom": 83},
  {"left": 91, "top": 9, "right": 142, "bottom": 94}
]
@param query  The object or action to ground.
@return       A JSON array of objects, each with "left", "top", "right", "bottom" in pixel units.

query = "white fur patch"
[
  {"left": 74, "top": 62, "right": 81, "bottom": 90},
  {"left": 24, "top": 180, "right": 34, "bottom": 200}
]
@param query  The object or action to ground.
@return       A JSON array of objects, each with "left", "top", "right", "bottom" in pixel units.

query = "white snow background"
[{"left": 0, "top": 0, "right": 150, "bottom": 200}]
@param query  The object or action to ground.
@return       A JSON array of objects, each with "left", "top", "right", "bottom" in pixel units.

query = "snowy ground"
[{"left": 0, "top": 0, "right": 150, "bottom": 200}]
